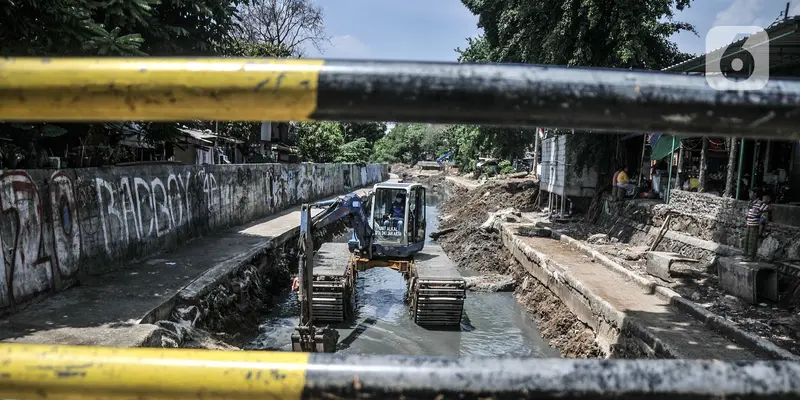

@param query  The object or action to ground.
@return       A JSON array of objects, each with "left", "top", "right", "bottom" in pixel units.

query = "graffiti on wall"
[
  {"left": 0, "top": 163, "right": 387, "bottom": 311},
  {"left": 94, "top": 170, "right": 197, "bottom": 253},
  {"left": 0, "top": 171, "right": 80, "bottom": 308}
]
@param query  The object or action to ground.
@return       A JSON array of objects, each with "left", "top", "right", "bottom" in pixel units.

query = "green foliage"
[
  {"left": 499, "top": 160, "right": 513, "bottom": 175},
  {"left": 340, "top": 122, "right": 387, "bottom": 147},
  {"left": 335, "top": 138, "right": 371, "bottom": 164},
  {"left": 459, "top": 0, "right": 696, "bottom": 68},
  {"left": 220, "top": 39, "right": 292, "bottom": 58},
  {"left": 371, "top": 124, "right": 425, "bottom": 164},
  {"left": 0, "top": 0, "right": 248, "bottom": 164},
  {"left": 454, "top": 0, "right": 697, "bottom": 177},
  {"left": 295, "top": 122, "right": 345, "bottom": 163}
]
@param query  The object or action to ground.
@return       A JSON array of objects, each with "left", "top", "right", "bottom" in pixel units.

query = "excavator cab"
[{"left": 349, "top": 183, "right": 427, "bottom": 258}]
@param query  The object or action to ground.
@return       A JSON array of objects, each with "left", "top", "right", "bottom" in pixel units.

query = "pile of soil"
[
  {"left": 437, "top": 180, "right": 538, "bottom": 273},
  {"left": 435, "top": 177, "right": 603, "bottom": 358},
  {"left": 513, "top": 268, "right": 604, "bottom": 358}
]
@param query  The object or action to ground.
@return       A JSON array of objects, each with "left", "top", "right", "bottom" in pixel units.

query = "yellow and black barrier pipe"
[
  {"left": 2, "top": 57, "right": 800, "bottom": 140},
  {"left": 2, "top": 343, "right": 800, "bottom": 400}
]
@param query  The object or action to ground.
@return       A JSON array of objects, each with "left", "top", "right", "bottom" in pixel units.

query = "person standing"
[{"left": 743, "top": 187, "right": 770, "bottom": 261}]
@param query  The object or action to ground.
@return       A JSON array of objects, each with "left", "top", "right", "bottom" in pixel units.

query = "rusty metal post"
[{"left": 299, "top": 205, "right": 314, "bottom": 326}]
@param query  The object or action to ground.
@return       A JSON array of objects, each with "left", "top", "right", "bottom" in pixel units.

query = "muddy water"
[{"left": 245, "top": 195, "right": 557, "bottom": 357}]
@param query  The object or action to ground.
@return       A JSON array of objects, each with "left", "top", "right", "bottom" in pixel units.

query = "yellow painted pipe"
[
  {"left": 0, "top": 58, "right": 323, "bottom": 122},
  {"left": 0, "top": 343, "right": 310, "bottom": 400}
]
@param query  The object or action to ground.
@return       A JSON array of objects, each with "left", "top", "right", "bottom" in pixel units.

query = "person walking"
[{"left": 743, "top": 187, "right": 770, "bottom": 261}]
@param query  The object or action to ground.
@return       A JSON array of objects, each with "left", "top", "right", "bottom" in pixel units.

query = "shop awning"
[{"left": 650, "top": 134, "right": 684, "bottom": 160}]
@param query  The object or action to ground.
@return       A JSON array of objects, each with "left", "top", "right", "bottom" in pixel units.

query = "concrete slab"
[
  {"left": 502, "top": 224, "right": 759, "bottom": 359},
  {"left": 717, "top": 257, "right": 779, "bottom": 305},
  {"left": 0, "top": 188, "right": 374, "bottom": 347},
  {"left": 646, "top": 252, "right": 699, "bottom": 281}
]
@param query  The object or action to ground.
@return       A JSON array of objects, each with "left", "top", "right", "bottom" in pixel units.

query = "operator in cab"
[{"left": 384, "top": 193, "right": 405, "bottom": 233}]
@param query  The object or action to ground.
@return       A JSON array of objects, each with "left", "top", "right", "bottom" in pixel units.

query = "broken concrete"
[
  {"left": 463, "top": 274, "right": 516, "bottom": 292},
  {"left": 717, "top": 257, "right": 779, "bottom": 305},
  {"left": 646, "top": 252, "right": 700, "bottom": 281},
  {"left": 500, "top": 222, "right": 759, "bottom": 359}
]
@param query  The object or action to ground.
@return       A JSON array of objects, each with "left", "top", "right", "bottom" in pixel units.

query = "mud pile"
[
  {"left": 437, "top": 180, "right": 538, "bottom": 272},
  {"left": 436, "top": 178, "right": 603, "bottom": 358}
]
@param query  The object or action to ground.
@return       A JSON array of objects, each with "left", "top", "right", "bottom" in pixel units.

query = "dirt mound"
[
  {"left": 390, "top": 163, "right": 413, "bottom": 177},
  {"left": 437, "top": 180, "right": 538, "bottom": 272},
  {"left": 514, "top": 270, "right": 604, "bottom": 358}
]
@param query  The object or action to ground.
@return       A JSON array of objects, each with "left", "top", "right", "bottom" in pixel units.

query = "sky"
[{"left": 304, "top": 0, "right": 800, "bottom": 62}]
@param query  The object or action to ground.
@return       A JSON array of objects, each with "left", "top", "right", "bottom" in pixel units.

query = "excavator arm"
[{"left": 292, "top": 192, "right": 373, "bottom": 352}]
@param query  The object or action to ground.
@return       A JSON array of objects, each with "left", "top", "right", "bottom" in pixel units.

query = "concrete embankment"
[
  {"left": 438, "top": 174, "right": 783, "bottom": 359},
  {"left": 0, "top": 164, "right": 387, "bottom": 348},
  {"left": 0, "top": 162, "right": 386, "bottom": 315}
]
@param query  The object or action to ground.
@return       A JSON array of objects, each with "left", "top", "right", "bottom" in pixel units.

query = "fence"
[
  {"left": 2, "top": 57, "right": 800, "bottom": 139},
  {"left": 2, "top": 57, "right": 800, "bottom": 399}
]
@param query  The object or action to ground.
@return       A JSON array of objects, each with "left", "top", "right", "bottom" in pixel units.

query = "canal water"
[{"left": 245, "top": 194, "right": 557, "bottom": 357}]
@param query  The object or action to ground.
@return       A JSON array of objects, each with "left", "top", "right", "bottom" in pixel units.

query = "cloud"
[
  {"left": 712, "top": 0, "right": 765, "bottom": 27},
  {"left": 706, "top": 0, "right": 771, "bottom": 51},
  {"left": 319, "top": 34, "right": 371, "bottom": 59},
  {"left": 791, "top": 1, "right": 800, "bottom": 16}
]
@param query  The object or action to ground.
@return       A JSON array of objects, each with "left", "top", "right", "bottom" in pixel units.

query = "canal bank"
[
  {"left": 434, "top": 172, "right": 783, "bottom": 359},
  {"left": 428, "top": 175, "right": 604, "bottom": 358}
]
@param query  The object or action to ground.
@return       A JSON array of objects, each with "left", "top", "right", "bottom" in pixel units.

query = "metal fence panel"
[
  {"left": 3, "top": 58, "right": 800, "bottom": 139},
  {"left": 2, "top": 343, "right": 800, "bottom": 400}
]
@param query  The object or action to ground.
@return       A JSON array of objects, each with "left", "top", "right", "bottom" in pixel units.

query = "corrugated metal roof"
[
  {"left": 663, "top": 16, "right": 800, "bottom": 73},
  {"left": 178, "top": 127, "right": 244, "bottom": 144}
]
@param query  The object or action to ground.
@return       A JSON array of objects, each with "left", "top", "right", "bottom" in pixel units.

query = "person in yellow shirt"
[{"left": 616, "top": 166, "right": 636, "bottom": 197}]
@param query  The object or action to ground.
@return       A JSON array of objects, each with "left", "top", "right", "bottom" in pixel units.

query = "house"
[{"left": 173, "top": 128, "right": 245, "bottom": 165}]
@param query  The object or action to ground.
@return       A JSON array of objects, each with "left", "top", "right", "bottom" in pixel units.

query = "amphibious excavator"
[{"left": 291, "top": 182, "right": 466, "bottom": 352}]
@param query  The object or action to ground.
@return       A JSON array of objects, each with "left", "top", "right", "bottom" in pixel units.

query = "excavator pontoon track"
[
  {"left": 310, "top": 243, "right": 357, "bottom": 323},
  {"left": 409, "top": 277, "right": 466, "bottom": 326},
  {"left": 407, "top": 244, "right": 466, "bottom": 327}
]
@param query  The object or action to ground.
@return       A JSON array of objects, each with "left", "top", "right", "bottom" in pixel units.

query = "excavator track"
[
  {"left": 311, "top": 243, "right": 356, "bottom": 323},
  {"left": 408, "top": 244, "right": 466, "bottom": 327}
]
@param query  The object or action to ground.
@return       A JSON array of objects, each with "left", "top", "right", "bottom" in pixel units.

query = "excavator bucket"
[{"left": 291, "top": 325, "right": 339, "bottom": 353}]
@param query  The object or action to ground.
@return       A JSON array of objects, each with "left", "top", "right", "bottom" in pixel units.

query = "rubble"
[
  {"left": 543, "top": 216, "right": 800, "bottom": 356},
  {"left": 463, "top": 274, "right": 516, "bottom": 292}
]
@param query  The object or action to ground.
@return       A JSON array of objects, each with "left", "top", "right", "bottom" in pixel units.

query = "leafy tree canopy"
[
  {"left": 448, "top": 0, "right": 697, "bottom": 175},
  {"left": 295, "top": 121, "right": 345, "bottom": 163}
]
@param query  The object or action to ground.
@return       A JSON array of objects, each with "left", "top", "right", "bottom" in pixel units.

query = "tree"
[
  {"left": 371, "top": 124, "right": 427, "bottom": 164},
  {"left": 335, "top": 138, "right": 371, "bottom": 164},
  {"left": 339, "top": 122, "right": 387, "bottom": 148},
  {"left": 0, "top": 0, "right": 249, "bottom": 166},
  {"left": 0, "top": 0, "right": 151, "bottom": 56},
  {"left": 454, "top": 0, "right": 697, "bottom": 176},
  {"left": 458, "top": 0, "right": 695, "bottom": 69},
  {"left": 236, "top": 0, "right": 330, "bottom": 56},
  {"left": 295, "top": 122, "right": 344, "bottom": 163},
  {"left": 140, "top": 0, "right": 246, "bottom": 56}
]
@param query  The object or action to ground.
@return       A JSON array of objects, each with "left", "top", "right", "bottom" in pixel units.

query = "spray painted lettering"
[{"left": 0, "top": 163, "right": 387, "bottom": 312}]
